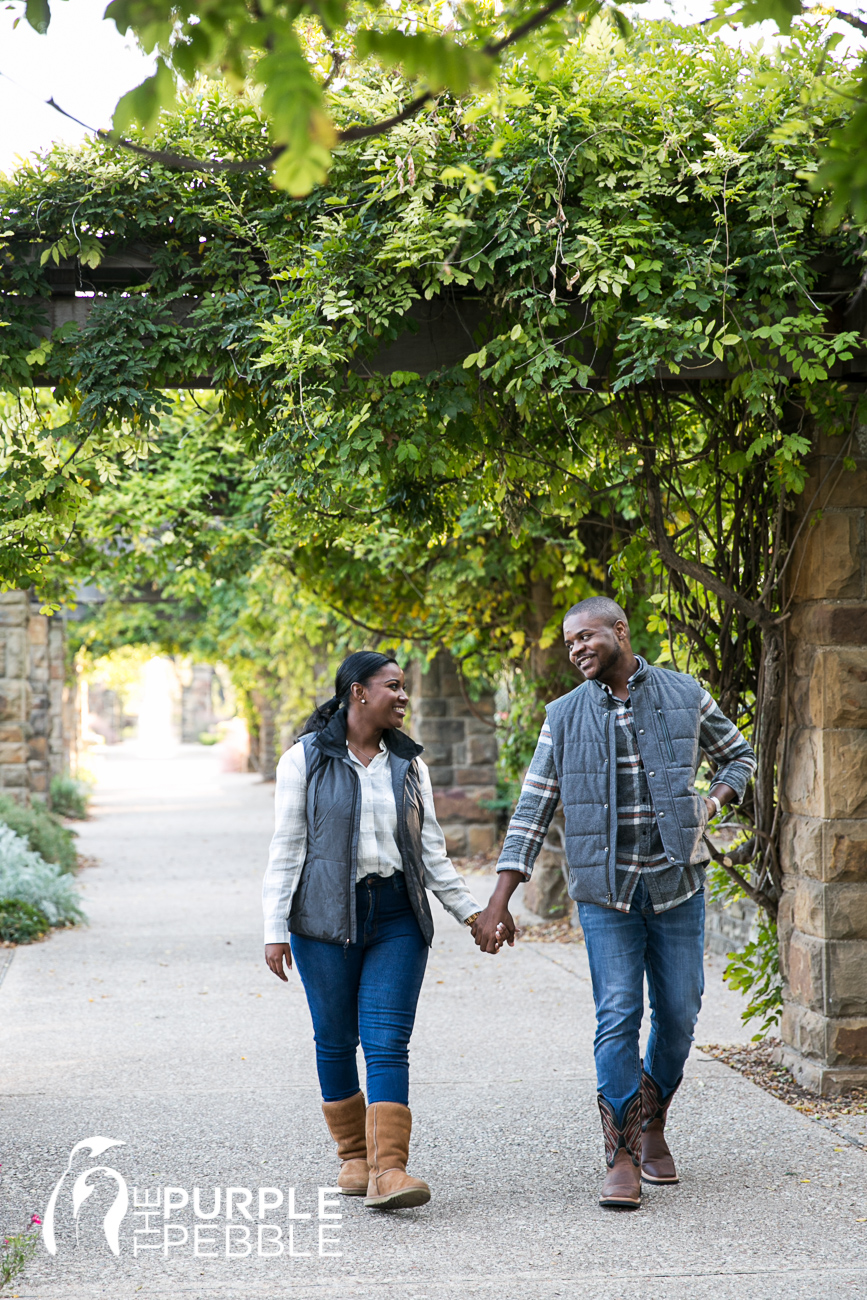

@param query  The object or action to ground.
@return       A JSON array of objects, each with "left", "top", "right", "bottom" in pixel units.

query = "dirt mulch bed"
[
  {"left": 516, "top": 919, "right": 582, "bottom": 944},
  {"left": 700, "top": 1039, "right": 867, "bottom": 1130}
]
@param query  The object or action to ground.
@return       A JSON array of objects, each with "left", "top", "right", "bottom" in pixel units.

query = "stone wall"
[
  {"left": 181, "top": 664, "right": 219, "bottom": 744},
  {"left": 0, "top": 591, "right": 66, "bottom": 804},
  {"left": 778, "top": 428, "right": 867, "bottom": 1093},
  {"left": 705, "top": 895, "right": 757, "bottom": 956},
  {"left": 407, "top": 652, "right": 498, "bottom": 858}
]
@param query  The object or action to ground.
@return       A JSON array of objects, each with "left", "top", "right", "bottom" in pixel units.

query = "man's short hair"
[{"left": 563, "top": 596, "right": 628, "bottom": 628}]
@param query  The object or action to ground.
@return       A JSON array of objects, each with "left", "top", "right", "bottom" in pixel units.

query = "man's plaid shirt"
[{"left": 498, "top": 657, "right": 757, "bottom": 913}]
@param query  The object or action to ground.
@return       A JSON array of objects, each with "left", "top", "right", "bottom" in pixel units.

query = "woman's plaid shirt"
[{"left": 498, "top": 658, "right": 757, "bottom": 913}]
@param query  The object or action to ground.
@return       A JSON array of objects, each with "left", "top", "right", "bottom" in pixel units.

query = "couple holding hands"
[{"left": 262, "top": 597, "right": 756, "bottom": 1211}]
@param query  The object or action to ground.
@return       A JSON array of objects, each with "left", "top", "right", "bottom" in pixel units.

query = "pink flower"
[{"left": 30, "top": 1215, "right": 42, "bottom": 1226}]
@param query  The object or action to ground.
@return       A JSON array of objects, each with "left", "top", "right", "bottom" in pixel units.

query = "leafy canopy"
[
  {"left": 7, "top": 0, "right": 867, "bottom": 216},
  {"left": 13, "top": 0, "right": 620, "bottom": 195}
]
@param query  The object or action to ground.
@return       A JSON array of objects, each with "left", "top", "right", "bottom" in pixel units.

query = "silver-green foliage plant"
[{"left": 0, "top": 826, "right": 84, "bottom": 928}]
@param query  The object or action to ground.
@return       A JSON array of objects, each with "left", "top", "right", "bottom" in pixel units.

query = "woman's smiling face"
[{"left": 355, "top": 662, "right": 409, "bottom": 729}]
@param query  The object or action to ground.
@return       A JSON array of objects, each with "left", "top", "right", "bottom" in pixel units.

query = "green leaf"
[
  {"left": 354, "top": 30, "right": 493, "bottom": 94},
  {"left": 25, "top": 0, "right": 50, "bottom": 34},
  {"left": 113, "top": 58, "right": 177, "bottom": 134}
]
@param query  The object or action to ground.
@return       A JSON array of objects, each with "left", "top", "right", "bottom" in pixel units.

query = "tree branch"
[
  {"left": 701, "top": 834, "right": 777, "bottom": 917},
  {"left": 337, "top": 91, "right": 435, "bottom": 143},
  {"left": 834, "top": 8, "right": 867, "bottom": 37},
  {"left": 644, "top": 462, "right": 774, "bottom": 629}
]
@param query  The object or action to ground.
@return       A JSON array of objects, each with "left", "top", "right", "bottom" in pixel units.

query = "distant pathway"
[{"left": 0, "top": 743, "right": 864, "bottom": 1299}]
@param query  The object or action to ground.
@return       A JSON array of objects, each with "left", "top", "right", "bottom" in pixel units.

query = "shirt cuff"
[
  {"left": 454, "top": 895, "right": 483, "bottom": 924},
  {"left": 264, "top": 921, "right": 291, "bottom": 945},
  {"left": 713, "top": 762, "right": 753, "bottom": 804},
  {"left": 495, "top": 859, "right": 531, "bottom": 880}
]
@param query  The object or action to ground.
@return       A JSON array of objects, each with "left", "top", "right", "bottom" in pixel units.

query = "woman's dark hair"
[{"left": 299, "top": 651, "right": 400, "bottom": 736}]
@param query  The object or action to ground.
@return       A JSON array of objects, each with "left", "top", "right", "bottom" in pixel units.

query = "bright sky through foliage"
[
  {"left": 0, "top": 0, "right": 154, "bottom": 173},
  {"left": 0, "top": 0, "right": 862, "bottom": 175}
]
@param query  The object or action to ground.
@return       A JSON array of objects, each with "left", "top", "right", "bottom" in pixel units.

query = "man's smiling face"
[{"left": 563, "top": 612, "right": 629, "bottom": 681}]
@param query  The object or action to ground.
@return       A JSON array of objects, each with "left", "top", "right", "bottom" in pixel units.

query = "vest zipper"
[{"left": 657, "top": 709, "right": 676, "bottom": 762}]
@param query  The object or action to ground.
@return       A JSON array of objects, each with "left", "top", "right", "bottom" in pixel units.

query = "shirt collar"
[
  {"left": 346, "top": 738, "right": 388, "bottom": 768},
  {"left": 596, "top": 654, "right": 648, "bottom": 700}
]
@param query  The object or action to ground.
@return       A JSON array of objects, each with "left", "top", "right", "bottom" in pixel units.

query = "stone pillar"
[
  {"left": 0, "top": 592, "right": 67, "bottom": 805},
  {"left": 181, "top": 664, "right": 217, "bottom": 743},
  {"left": 0, "top": 591, "right": 30, "bottom": 802},
  {"left": 778, "top": 428, "right": 867, "bottom": 1093},
  {"left": 407, "top": 652, "right": 498, "bottom": 858}
]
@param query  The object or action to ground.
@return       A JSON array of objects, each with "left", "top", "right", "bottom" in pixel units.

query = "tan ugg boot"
[
  {"left": 321, "top": 1092, "right": 369, "bottom": 1195},
  {"left": 363, "top": 1102, "right": 431, "bottom": 1209},
  {"left": 598, "top": 1092, "right": 642, "bottom": 1209}
]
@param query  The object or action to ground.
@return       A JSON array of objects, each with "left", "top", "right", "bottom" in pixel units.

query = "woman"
[{"left": 263, "top": 651, "right": 483, "bottom": 1210}]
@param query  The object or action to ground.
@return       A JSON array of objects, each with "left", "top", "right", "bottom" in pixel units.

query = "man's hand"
[
  {"left": 470, "top": 869, "right": 524, "bottom": 954},
  {"left": 265, "top": 942, "right": 293, "bottom": 981},
  {"left": 472, "top": 906, "right": 516, "bottom": 954}
]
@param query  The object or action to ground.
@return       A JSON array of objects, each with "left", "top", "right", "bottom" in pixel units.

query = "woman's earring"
[{"left": 361, "top": 698, "right": 366, "bottom": 705}]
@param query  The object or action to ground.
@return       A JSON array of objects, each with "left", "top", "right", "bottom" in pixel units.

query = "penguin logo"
[{"left": 43, "top": 1136, "right": 129, "bottom": 1256}]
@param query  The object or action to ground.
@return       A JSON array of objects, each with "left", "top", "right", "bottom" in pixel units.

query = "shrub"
[
  {"left": 49, "top": 773, "right": 90, "bottom": 820},
  {"left": 0, "top": 1221, "right": 40, "bottom": 1288},
  {"left": 0, "top": 898, "right": 50, "bottom": 944},
  {"left": 0, "top": 825, "right": 84, "bottom": 926},
  {"left": 0, "top": 793, "right": 77, "bottom": 872}
]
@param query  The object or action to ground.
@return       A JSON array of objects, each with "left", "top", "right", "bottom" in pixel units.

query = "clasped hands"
[{"left": 469, "top": 905, "right": 517, "bottom": 955}]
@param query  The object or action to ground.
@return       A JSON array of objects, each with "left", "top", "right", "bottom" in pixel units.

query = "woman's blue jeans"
[
  {"left": 290, "top": 873, "right": 428, "bottom": 1105},
  {"left": 578, "top": 880, "right": 705, "bottom": 1124}
]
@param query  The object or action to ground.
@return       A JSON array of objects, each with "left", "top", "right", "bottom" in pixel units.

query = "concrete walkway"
[{"left": 1, "top": 744, "right": 865, "bottom": 1300}]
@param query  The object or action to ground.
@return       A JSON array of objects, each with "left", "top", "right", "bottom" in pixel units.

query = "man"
[{"left": 472, "top": 596, "right": 756, "bottom": 1209}]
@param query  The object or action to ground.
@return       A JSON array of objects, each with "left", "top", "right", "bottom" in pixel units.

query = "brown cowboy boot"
[
  {"left": 321, "top": 1092, "right": 369, "bottom": 1195},
  {"left": 640, "top": 1071, "right": 681, "bottom": 1185},
  {"left": 598, "top": 1092, "right": 642, "bottom": 1209},
  {"left": 364, "top": 1102, "right": 431, "bottom": 1210}
]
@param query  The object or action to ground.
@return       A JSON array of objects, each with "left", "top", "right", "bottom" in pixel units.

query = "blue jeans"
[
  {"left": 290, "top": 873, "right": 428, "bottom": 1106},
  {"left": 578, "top": 880, "right": 705, "bottom": 1123}
]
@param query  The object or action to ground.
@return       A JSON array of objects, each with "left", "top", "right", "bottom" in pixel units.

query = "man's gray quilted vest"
[
  {"left": 546, "top": 663, "right": 710, "bottom": 908},
  {"left": 287, "top": 709, "right": 434, "bottom": 945}
]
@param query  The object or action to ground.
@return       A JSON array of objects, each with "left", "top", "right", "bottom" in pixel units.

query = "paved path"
[{"left": 1, "top": 744, "right": 864, "bottom": 1299}]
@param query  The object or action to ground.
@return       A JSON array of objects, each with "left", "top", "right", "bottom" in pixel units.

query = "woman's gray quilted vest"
[{"left": 287, "top": 709, "right": 434, "bottom": 945}]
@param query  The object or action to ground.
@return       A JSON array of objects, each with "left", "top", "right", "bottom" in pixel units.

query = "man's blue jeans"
[
  {"left": 290, "top": 873, "right": 428, "bottom": 1105},
  {"left": 578, "top": 880, "right": 705, "bottom": 1122}
]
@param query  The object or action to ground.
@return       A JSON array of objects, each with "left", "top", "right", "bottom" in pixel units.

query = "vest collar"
[
  {"left": 593, "top": 654, "right": 649, "bottom": 703},
  {"left": 313, "top": 706, "right": 424, "bottom": 761}
]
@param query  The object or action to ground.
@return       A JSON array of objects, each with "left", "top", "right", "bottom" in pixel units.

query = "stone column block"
[
  {"left": 792, "top": 878, "right": 867, "bottom": 940},
  {"left": 432, "top": 787, "right": 497, "bottom": 824},
  {"left": 784, "top": 727, "right": 867, "bottom": 819},
  {"left": 786, "top": 930, "right": 825, "bottom": 1012},
  {"left": 467, "top": 825, "right": 497, "bottom": 854},
  {"left": 807, "top": 648, "right": 867, "bottom": 729},
  {"left": 792, "top": 511, "right": 862, "bottom": 601},
  {"left": 791, "top": 603, "right": 867, "bottom": 647},
  {"left": 409, "top": 650, "right": 499, "bottom": 859},
  {"left": 0, "top": 682, "right": 27, "bottom": 724},
  {"left": 828, "top": 941, "right": 867, "bottom": 1016},
  {"left": 782, "top": 813, "right": 867, "bottom": 883},
  {"left": 455, "top": 764, "right": 497, "bottom": 786}
]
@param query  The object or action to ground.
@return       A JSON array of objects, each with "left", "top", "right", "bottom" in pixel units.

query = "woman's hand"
[{"left": 265, "top": 943, "right": 293, "bottom": 981}]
